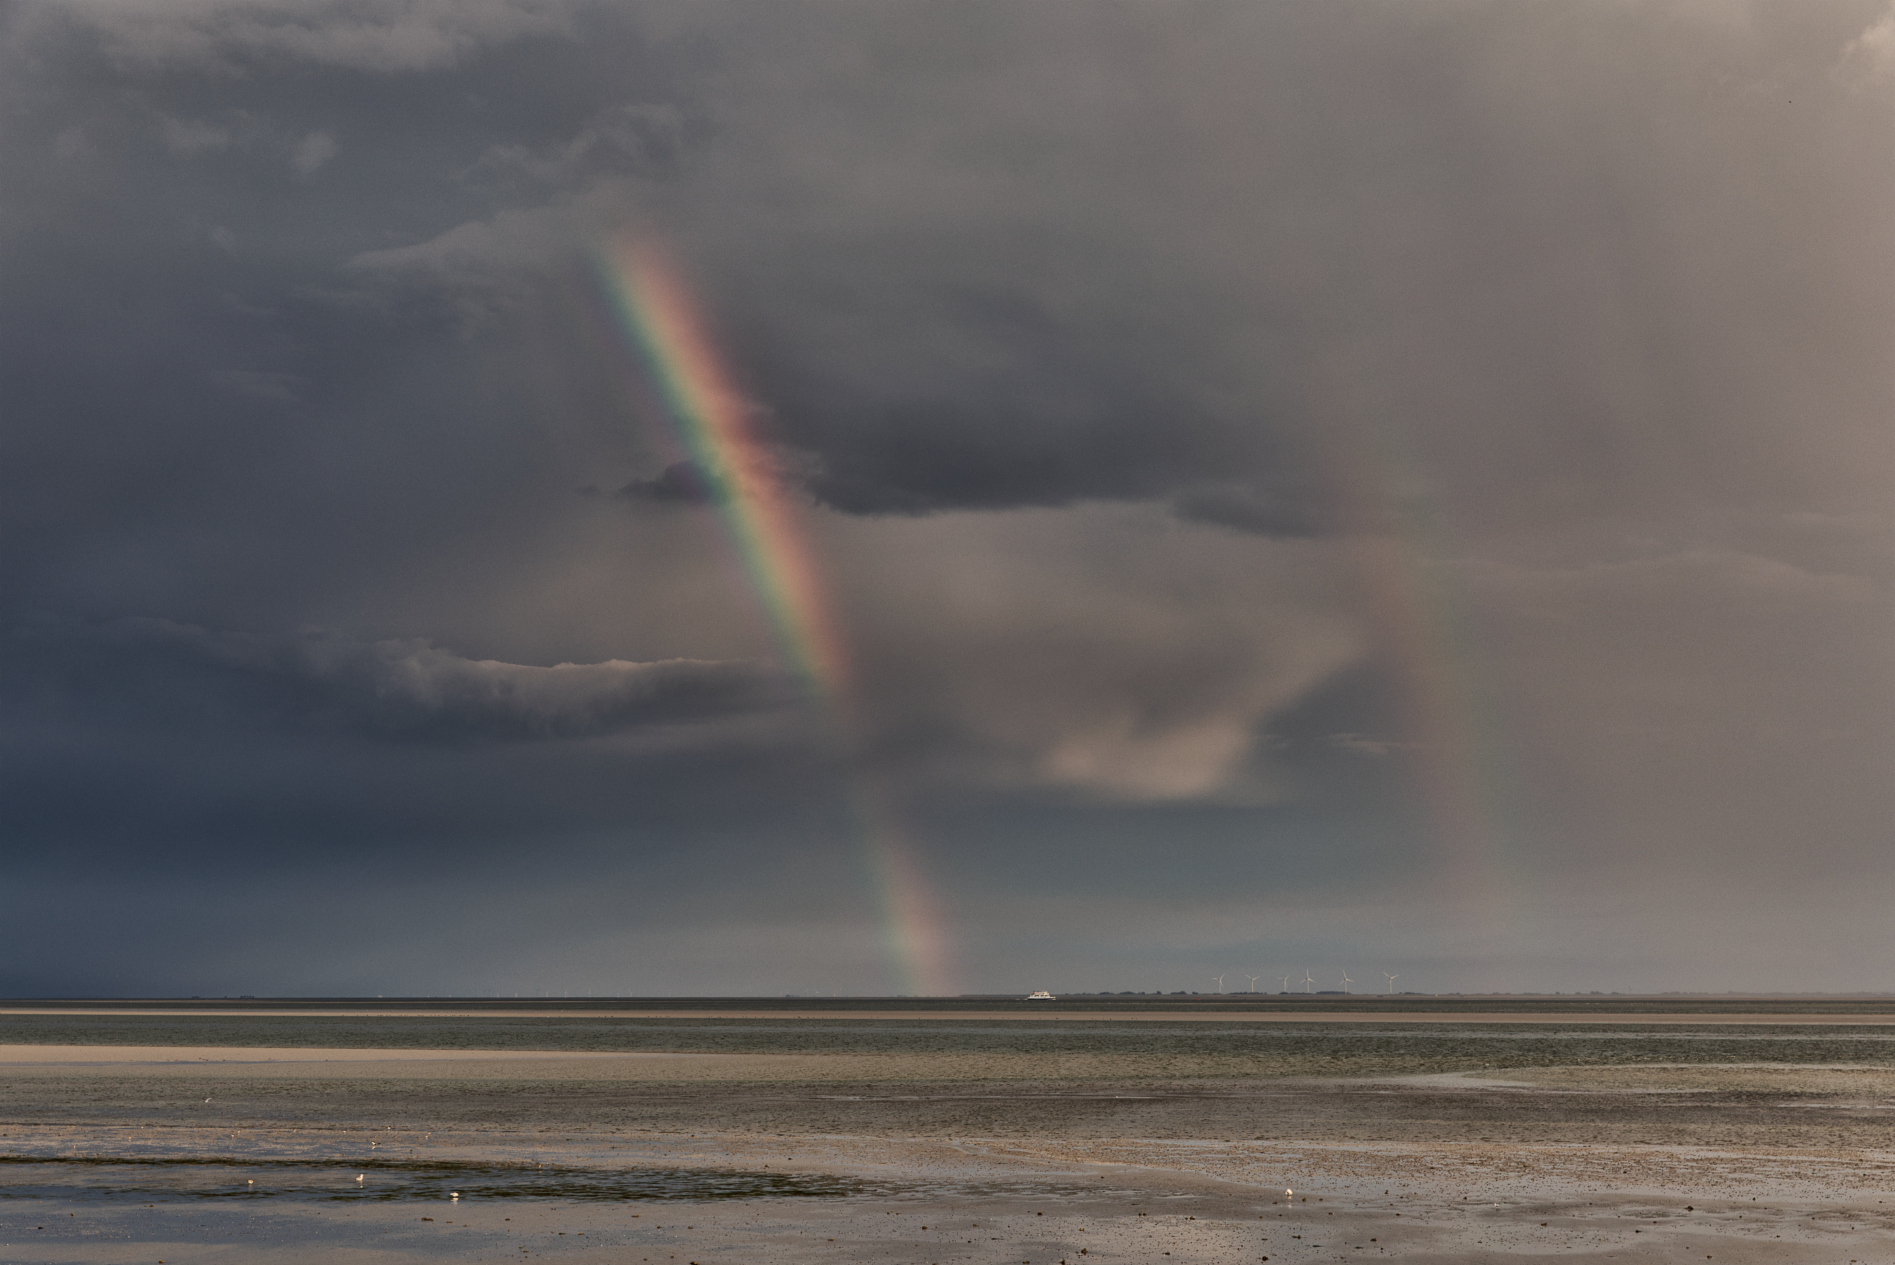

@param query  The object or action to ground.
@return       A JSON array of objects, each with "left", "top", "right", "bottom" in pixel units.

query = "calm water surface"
[{"left": 4, "top": 1014, "right": 1895, "bottom": 1077}]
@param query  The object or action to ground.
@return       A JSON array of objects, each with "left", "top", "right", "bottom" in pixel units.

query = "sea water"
[{"left": 1, "top": 1011, "right": 1893, "bottom": 1077}]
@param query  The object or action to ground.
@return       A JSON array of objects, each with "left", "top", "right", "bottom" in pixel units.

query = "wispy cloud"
[
  {"left": 64, "top": 0, "right": 572, "bottom": 73},
  {"left": 69, "top": 617, "right": 788, "bottom": 741}
]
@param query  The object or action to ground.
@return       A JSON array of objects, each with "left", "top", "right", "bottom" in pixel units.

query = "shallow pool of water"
[{"left": 0, "top": 1156, "right": 879, "bottom": 1204}]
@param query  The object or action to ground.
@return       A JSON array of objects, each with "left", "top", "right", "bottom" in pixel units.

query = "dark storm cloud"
[
  {"left": 6, "top": 0, "right": 1895, "bottom": 995},
  {"left": 763, "top": 342, "right": 1313, "bottom": 520},
  {"left": 303, "top": 2, "right": 1343, "bottom": 525},
  {"left": 611, "top": 461, "right": 716, "bottom": 506}
]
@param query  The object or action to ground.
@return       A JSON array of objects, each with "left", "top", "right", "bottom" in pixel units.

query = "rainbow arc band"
[{"left": 594, "top": 237, "right": 952, "bottom": 996}]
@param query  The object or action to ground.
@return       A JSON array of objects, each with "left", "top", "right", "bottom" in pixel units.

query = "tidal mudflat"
[{"left": 3, "top": 1001, "right": 1894, "bottom": 1262}]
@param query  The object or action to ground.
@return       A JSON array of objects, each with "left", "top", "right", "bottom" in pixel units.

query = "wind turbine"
[
  {"left": 1211, "top": 973, "right": 1225, "bottom": 994},
  {"left": 1279, "top": 974, "right": 1292, "bottom": 994},
  {"left": 1246, "top": 974, "right": 1262, "bottom": 994},
  {"left": 1302, "top": 969, "right": 1315, "bottom": 994},
  {"left": 1385, "top": 973, "right": 1399, "bottom": 994},
  {"left": 1340, "top": 970, "right": 1353, "bottom": 994}
]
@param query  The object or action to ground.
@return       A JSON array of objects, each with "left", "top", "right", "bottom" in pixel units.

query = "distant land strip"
[{"left": 5, "top": 998, "right": 1895, "bottom": 1025}]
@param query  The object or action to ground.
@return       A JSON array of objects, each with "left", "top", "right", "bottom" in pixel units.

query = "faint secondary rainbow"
[
  {"left": 1315, "top": 358, "right": 1528, "bottom": 965},
  {"left": 592, "top": 236, "right": 952, "bottom": 996}
]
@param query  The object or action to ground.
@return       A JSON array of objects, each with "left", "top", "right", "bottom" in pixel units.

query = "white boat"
[{"left": 1025, "top": 989, "right": 1056, "bottom": 1000}]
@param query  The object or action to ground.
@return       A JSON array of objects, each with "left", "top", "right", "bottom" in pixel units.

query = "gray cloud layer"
[{"left": 5, "top": 0, "right": 1895, "bottom": 995}]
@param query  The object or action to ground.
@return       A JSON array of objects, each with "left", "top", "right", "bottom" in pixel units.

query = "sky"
[{"left": 5, "top": 0, "right": 1895, "bottom": 998}]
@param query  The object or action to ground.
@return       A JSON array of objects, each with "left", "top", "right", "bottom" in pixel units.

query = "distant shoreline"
[{"left": 5, "top": 998, "right": 1895, "bottom": 1025}]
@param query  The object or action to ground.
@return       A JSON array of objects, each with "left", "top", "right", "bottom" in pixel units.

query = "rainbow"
[
  {"left": 1317, "top": 363, "right": 1527, "bottom": 970},
  {"left": 593, "top": 236, "right": 953, "bottom": 996},
  {"left": 603, "top": 241, "right": 848, "bottom": 696}
]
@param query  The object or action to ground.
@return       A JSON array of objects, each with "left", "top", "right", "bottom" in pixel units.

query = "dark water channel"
[
  {"left": 0, "top": 1155, "right": 882, "bottom": 1204},
  {"left": 0, "top": 1155, "right": 1138, "bottom": 1208}
]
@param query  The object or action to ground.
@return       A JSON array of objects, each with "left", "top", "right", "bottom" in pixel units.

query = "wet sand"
[{"left": 4, "top": 1041, "right": 1895, "bottom": 1262}]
